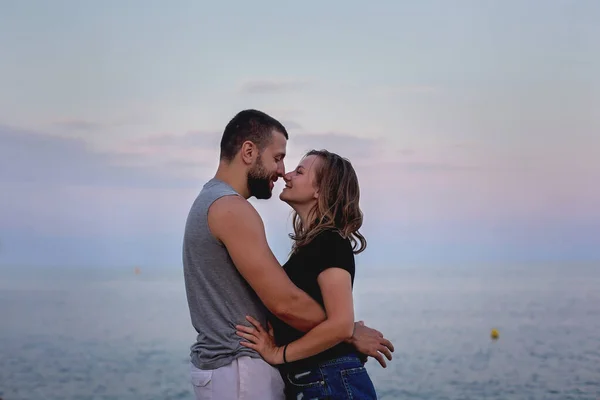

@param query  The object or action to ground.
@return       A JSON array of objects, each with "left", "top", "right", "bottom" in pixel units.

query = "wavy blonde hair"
[{"left": 290, "top": 149, "right": 367, "bottom": 254}]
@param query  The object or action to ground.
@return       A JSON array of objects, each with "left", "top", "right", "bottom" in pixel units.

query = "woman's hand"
[{"left": 236, "top": 315, "right": 284, "bottom": 365}]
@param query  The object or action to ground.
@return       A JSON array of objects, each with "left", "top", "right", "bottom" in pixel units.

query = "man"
[{"left": 182, "top": 109, "right": 394, "bottom": 400}]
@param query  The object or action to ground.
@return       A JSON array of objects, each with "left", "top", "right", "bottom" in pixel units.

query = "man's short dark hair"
[{"left": 220, "top": 109, "right": 289, "bottom": 161}]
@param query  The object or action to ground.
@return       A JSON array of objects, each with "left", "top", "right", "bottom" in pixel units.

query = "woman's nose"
[{"left": 283, "top": 172, "right": 292, "bottom": 182}]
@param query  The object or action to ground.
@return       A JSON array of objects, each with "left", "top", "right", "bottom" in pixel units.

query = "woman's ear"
[{"left": 240, "top": 140, "right": 256, "bottom": 165}]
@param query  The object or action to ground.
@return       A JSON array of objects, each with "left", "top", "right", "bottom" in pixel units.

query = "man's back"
[{"left": 182, "top": 178, "right": 268, "bottom": 370}]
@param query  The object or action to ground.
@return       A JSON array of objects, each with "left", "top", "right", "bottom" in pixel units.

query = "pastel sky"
[{"left": 1, "top": 0, "right": 599, "bottom": 268}]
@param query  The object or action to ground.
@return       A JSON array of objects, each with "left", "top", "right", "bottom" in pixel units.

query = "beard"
[{"left": 247, "top": 155, "right": 274, "bottom": 199}]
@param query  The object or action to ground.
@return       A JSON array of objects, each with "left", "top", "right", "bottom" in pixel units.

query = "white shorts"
[{"left": 190, "top": 356, "right": 285, "bottom": 400}]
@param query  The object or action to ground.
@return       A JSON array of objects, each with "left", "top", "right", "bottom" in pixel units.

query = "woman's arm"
[
  {"left": 281, "top": 267, "right": 354, "bottom": 362},
  {"left": 236, "top": 266, "right": 354, "bottom": 364}
]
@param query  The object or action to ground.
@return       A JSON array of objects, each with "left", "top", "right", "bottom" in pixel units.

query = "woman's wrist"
[{"left": 275, "top": 345, "right": 286, "bottom": 365}]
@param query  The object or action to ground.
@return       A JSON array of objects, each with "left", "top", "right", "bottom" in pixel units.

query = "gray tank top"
[{"left": 182, "top": 178, "right": 268, "bottom": 370}]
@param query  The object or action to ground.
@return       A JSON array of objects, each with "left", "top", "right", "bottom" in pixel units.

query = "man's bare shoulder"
[
  {"left": 209, "top": 195, "right": 256, "bottom": 217},
  {"left": 208, "top": 195, "right": 264, "bottom": 235}
]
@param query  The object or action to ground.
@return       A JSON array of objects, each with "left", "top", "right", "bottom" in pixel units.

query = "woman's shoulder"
[
  {"left": 311, "top": 228, "right": 352, "bottom": 249},
  {"left": 309, "top": 229, "right": 355, "bottom": 270}
]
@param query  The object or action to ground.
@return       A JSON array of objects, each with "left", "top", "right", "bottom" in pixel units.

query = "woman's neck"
[{"left": 294, "top": 204, "right": 316, "bottom": 229}]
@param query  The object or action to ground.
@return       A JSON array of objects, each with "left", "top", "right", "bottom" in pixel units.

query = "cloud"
[
  {"left": 372, "top": 85, "right": 439, "bottom": 97},
  {"left": 398, "top": 148, "right": 416, "bottom": 156},
  {"left": 135, "top": 131, "right": 221, "bottom": 148},
  {"left": 289, "top": 132, "right": 382, "bottom": 160},
  {"left": 263, "top": 108, "right": 304, "bottom": 118},
  {"left": 50, "top": 115, "right": 142, "bottom": 131},
  {"left": 374, "top": 161, "right": 482, "bottom": 172},
  {"left": 239, "top": 79, "right": 311, "bottom": 94},
  {"left": 0, "top": 124, "right": 197, "bottom": 188},
  {"left": 280, "top": 120, "right": 303, "bottom": 130},
  {"left": 115, "top": 131, "right": 220, "bottom": 171},
  {"left": 51, "top": 119, "right": 106, "bottom": 131}
]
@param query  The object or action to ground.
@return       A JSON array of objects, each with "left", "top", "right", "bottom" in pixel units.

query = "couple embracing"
[{"left": 182, "top": 109, "right": 394, "bottom": 400}]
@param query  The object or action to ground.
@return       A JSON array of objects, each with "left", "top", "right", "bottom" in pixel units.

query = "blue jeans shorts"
[{"left": 282, "top": 354, "right": 377, "bottom": 399}]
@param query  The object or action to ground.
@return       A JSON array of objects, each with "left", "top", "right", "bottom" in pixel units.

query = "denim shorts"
[{"left": 283, "top": 354, "right": 377, "bottom": 399}]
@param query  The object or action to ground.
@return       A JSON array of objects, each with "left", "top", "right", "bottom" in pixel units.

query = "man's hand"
[{"left": 347, "top": 321, "right": 394, "bottom": 368}]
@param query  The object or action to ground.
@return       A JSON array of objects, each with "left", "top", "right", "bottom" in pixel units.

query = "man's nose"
[{"left": 277, "top": 162, "right": 286, "bottom": 177}]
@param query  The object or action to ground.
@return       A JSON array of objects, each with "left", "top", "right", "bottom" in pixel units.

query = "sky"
[{"left": 1, "top": 0, "right": 599, "bottom": 268}]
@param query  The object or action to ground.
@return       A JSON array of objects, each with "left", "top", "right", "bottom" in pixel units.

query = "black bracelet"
[{"left": 283, "top": 344, "right": 289, "bottom": 364}]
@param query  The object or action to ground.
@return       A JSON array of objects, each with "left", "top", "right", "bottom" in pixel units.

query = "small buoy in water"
[
  {"left": 490, "top": 328, "right": 499, "bottom": 340},
  {"left": 134, "top": 266, "right": 141, "bottom": 275}
]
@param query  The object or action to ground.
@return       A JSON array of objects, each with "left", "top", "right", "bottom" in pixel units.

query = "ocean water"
[{"left": 1, "top": 263, "right": 599, "bottom": 400}]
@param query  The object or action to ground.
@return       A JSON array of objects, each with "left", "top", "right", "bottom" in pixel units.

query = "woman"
[{"left": 235, "top": 149, "right": 377, "bottom": 399}]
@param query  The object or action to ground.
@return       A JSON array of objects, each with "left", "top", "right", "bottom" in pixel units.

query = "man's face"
[{"left": 247, "top": 130, "right": 287, "bottom": 199}]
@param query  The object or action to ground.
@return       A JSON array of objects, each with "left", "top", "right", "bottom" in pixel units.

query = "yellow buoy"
[{"left": 490, "top": 328, "right": 499, "bottom": 340}]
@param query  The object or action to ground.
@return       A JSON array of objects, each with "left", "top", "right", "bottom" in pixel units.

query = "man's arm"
[
  {"left": 209, "top": 195, "right": 326, "bottom": 332},
  {"left": 346, "top": 321, "right": 395, "bottom": 367}
]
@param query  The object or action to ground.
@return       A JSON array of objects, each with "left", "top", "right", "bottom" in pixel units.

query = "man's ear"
[{"left": 240, "top": 140, "right": 256, "bottom": 165}]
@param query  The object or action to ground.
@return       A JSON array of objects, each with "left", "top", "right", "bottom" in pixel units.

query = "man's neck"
[{"left": 214, "top": 162, "right": 250, "bottom": 199}]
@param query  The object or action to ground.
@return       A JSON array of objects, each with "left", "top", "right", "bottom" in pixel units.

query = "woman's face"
[{"left": 279, "top": 154, "right": 322, "bottom": 207}]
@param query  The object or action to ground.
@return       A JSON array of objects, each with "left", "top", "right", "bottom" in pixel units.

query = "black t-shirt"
[{"left": 270, "top": 229, "right": 358, "bottom": 370}]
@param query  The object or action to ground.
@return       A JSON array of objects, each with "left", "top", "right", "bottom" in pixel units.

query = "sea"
[{"left": 1, "top": 262, "right": 598, "bottom": 400}]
